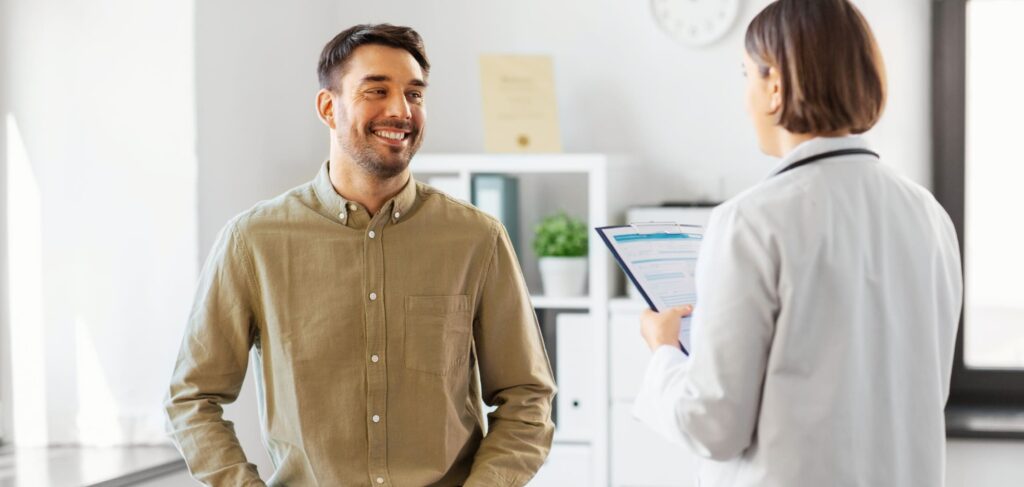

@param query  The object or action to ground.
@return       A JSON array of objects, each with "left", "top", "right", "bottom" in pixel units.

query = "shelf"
[
  {"left": 609, "top": 296, "right": 649, "bottom": 312},
  {"left": 531, "top": 295, "right": 592, "bottom": 310}
]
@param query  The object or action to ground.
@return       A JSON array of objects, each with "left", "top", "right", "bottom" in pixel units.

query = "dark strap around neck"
[{"left": 777, "top": 148, "right": 880, "bottom": 176}]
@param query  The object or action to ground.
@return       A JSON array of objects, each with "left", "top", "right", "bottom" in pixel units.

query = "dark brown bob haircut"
[
  {"left": 745, "top": 0, "right": 886, "bottom": 134},
  {"left": 317, "top": 24, "right": 430, "bottom": 91}
]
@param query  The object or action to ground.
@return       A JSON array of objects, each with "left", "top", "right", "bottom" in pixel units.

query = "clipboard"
[{"left": 595, "top": 222, "right": 703, "bottom": 354}]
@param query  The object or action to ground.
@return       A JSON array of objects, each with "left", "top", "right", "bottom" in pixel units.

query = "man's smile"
[{"left": 371, "top": 128, "right": 410, "bottom": 146}]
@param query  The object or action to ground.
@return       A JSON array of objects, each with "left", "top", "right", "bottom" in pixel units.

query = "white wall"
[
  {"left": 193, "top": 0, "right": 934, "bottom": 479},
  {"left": 4, "top": 0, "right": 197, "bottom": 445},
  {"left": 195, "top": 1, "right": 340, "bottom": 253}
]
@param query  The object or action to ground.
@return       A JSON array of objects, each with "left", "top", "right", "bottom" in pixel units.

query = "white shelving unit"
[
  {"left": 414, "top": 153, "right": 638, "bottom": 487},
  {"left": 529, "top": 295, "right": 592, "bottom": 311}
]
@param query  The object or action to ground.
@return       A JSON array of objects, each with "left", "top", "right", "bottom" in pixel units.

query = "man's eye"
[
  {"left": 367, "top": 89, "right": 386, "bottom": 96},
  {"left": 407, "top": 91, "right": 425, "bottom": 102}
]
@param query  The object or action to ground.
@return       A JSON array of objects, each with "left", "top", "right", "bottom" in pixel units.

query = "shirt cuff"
[
  {"left": 631, "top": 344, "right": 690, "bottom": 445},
  {"left": 651, "top": 344, "right": 688, "bottom": 369}
]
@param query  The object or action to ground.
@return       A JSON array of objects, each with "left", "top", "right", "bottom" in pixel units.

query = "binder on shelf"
[
  {"left": 471, "top": 174, "right": 520, "bottom": 253},
  {"left": 555, "top": 312, "right": 595, "bottom": 442}
]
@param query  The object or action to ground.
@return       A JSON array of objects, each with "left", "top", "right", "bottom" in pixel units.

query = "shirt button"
[
  {"left": 368, "top": 230, "right": 376, "bottom": 239},
  {"left": 372, "top": 414, "right": 381, "bottom": 423},
  {"left": 338, "top": 211, "right": 346, "bottom": 220},
  {"left": 393, "top": 211, "right": 401, "bottom": 220},
  {"left": 376, "top": 478, "right": 384, "bottom": 484},
  {"left": 369, "top": 292, "right": 377, "bottom": 301},
  {"left": 348, "top": 203, "right": 357, "bottom": 211},
  {"left": 371, "top": 354, "right": 380, "bottom": 363}
]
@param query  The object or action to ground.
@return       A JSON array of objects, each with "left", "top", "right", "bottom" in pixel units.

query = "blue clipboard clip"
[{"left": 628, "top": 221, "right": 692, "bottom": 235}]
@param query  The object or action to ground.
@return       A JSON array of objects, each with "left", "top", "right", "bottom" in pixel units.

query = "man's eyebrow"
[
  {"left": 359, "top": 74, "right": 428, "bottom": 88},
  {"left": 360, "top": 74, "right": 391, "bottom": 84}
]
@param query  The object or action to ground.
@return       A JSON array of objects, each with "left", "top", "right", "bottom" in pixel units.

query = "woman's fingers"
[{"left": 668, "top": 304, "right": 694, "bottom": 317}]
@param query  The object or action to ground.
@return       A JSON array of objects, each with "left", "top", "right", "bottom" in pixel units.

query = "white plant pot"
[{"left": 538, "top": 256, "right": 588, "bottom": 297}]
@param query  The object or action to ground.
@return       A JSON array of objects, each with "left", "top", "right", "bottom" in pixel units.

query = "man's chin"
[
  {"left": 381, "top": 159, "right": 410, "bottom": 174},
  {"left": 380, "top": 143, "right": 421, "bottom": 167},
  {"left": 379, "top": 148, "right": 412, "bottom": 168},
  {"left": 358, "top": 154, "right": 411, "bottom": 179}
]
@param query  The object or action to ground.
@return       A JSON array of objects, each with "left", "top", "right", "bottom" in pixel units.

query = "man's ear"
[
  {"left": 767, "top": 67, "right": 783, "bottom": 116},
  {"left": 316, "top": 89, "right": 336, "bottom": 129}
]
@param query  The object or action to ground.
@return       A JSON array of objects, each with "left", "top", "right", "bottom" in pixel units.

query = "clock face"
[{"left": 651, "top": 0, "right": 741, "bottom": 47}]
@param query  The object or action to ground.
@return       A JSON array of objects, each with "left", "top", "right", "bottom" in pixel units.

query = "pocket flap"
[{"left": 405, "top": 295, "right": 470, "bottom": 314}]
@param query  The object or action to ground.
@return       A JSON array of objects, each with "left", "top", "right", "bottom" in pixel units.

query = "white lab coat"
[{"left": 633, "top": 136, "right": 963, "bottom": 487}]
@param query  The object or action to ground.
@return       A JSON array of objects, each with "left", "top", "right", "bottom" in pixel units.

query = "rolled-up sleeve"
[
  {"left": 465, "top": 223, "right": 557, "bottom": 487},
  {"left": 164, "top": 218, "right": 266, "bottom": 486}
]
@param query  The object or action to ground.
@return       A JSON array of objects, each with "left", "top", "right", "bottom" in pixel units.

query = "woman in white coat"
[{"left": 633, "top": 1, "right": 963, "bottom": 486}]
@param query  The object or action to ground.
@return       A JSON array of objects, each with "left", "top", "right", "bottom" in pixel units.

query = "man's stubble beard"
[{"left": 342, "top": 125, "right": 425, "bottom": 181}]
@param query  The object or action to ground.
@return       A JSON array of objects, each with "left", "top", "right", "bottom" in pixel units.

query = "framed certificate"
[{"left": 479, "top": 54, "right": 562, "bottom": 153}]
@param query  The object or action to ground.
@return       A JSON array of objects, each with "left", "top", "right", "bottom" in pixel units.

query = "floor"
[
  {"left": 4, "top": 439, "right": 1024, "bottom": 486},
  {"left": 0, "top": 446, "right": 184, "bottom": 487}
]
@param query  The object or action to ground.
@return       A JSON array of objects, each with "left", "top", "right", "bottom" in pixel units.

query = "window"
[
  {"left": 935, "top": 0, "right": 1024, "bottom": 420},
  {"left": 962, "top": 0, "right": 1024, "bottom": 370}
]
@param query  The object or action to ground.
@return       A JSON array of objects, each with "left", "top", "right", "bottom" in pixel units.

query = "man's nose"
[{"left": 385, "top": 92, "right": 412, "bottom": 119}]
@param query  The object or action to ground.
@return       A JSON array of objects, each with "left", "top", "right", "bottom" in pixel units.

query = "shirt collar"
[
  {"left": 313, "top": 160, "right": 346, "bottom": 219},
  {"left": 766, "top": 135, "right": 872, "bottom": 178},
  {"left": 311, "top": 160, "right": 419, "bottom": 227},
  {"left": 388, "top": 170, "right": 418, "bottom": 222}
]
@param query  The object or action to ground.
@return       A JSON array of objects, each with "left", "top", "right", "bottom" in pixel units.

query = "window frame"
[
  {"left": 0, "top": 47, "right": 9, "bottom": 447},
  {"left": 933, "top": 0, "right": 1024, "bottom": 413},
  {"left": 0, "top": 120, "right": 8, "bottom": 448}
]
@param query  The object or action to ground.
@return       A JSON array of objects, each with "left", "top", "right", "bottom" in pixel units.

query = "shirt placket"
[{"left": 365, "top": 202, "right": 391, "bottom": 487}]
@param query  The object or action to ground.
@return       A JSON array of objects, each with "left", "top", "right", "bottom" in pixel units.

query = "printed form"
[{"left": 597, "top": 224, "right": 703, "bottom": 354}]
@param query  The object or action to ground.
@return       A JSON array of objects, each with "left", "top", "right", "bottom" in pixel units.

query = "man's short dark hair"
[{"left": 317, "top": 24, "right": 430, "bottom": 91}]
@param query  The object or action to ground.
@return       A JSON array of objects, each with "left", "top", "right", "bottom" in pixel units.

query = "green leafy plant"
[{"left": 533, "top": 212, "right": 588, "bottom": 257}]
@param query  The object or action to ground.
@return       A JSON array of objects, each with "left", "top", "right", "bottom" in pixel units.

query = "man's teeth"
[{"left": 374, "top": 131, "right": 406, "bottom": 141}]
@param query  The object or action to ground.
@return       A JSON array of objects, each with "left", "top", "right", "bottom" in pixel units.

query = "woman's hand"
[{"left": 640, "top": 305, "right": 693, "bottom": 352}]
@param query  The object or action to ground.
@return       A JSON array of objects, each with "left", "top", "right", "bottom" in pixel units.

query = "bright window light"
[
  {"left": 6, "top": 113, "right": 49, "bottom": 446},
  {"left": 964, "top": 0, "right": 1024, "bottom": 368}
]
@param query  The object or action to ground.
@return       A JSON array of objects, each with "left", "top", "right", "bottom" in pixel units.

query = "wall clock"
[{"left": 651, "top": 0, "right": 741, "bottom": 47}]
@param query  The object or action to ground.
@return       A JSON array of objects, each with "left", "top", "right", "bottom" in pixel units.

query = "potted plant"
[{"left": 533, "top": 212, "right": 588, "bottom": 297}]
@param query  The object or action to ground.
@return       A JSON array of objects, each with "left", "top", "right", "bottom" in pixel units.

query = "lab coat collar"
[{"left": 766, "top": 135, "right": 872, "bottom": 179}]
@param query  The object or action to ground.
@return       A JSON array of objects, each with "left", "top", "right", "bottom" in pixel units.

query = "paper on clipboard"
[{"left": 596, "top": 222, "right": 703, "bottom": 354}]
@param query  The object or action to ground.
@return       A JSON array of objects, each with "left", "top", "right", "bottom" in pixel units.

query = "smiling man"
[{"left": 165, "top": 24, "right": 556, "bottom": 487}]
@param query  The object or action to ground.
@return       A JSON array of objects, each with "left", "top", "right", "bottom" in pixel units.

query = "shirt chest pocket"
[{"left": 404, "top": 295, "right": 472, "bottom": 376}]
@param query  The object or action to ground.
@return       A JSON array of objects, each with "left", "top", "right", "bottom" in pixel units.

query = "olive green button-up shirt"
[{"left": 165, "top": 161, "right": 556, "bottom": 487}]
